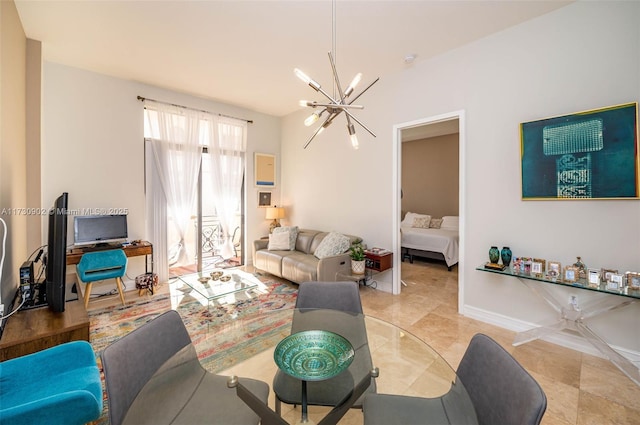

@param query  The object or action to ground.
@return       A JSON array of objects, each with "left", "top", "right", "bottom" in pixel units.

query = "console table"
[{"left": 477, "top": 265, "right": 640, "bottom": 386}]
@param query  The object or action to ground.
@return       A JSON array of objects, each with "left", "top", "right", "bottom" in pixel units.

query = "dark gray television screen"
[{"left": 74, "top": 215, "right": 128, "bottom": 246}]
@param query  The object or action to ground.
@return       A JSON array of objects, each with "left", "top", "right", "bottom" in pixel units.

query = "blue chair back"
[{"left": 77, "top": 249, "right": 127, "bottom": 282}]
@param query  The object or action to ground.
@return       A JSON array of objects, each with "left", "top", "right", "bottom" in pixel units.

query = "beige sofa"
[{"left": 253, "top": 229, "right": 362, "bottom": 284}]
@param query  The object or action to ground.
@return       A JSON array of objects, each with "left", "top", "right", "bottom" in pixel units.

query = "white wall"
[
  {"left": 42, "top": 63, "right": 282, "bottom": 285},
  {"left": 281, "top": 2, "right": 640, "bottom": 355}
]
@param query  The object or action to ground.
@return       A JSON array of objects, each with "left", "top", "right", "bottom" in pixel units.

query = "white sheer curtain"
[
  {"left": 204, "top": 117, "right": 247, "bottom": 259},
  {"left": 144, "top": 100, "right": 202, "bottom": 268}
]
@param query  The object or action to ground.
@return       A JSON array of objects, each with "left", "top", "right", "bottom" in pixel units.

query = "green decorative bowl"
[{"left": 274, "top": 330, "right": 355, "bottom": 381}]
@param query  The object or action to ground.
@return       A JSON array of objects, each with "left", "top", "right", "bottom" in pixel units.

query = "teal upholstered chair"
[
  {"left": 0, "top": 340, "right": 103, "bottom": 425},
  {"left": 76, "top": 249, "right": 127, "bottom": 308}
]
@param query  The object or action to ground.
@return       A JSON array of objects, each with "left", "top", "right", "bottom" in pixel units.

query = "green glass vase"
[{"left": 489, "top": 246, "right": 500, "bottom": 264}]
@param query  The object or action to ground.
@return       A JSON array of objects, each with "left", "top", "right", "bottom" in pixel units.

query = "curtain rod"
[{"left": 136, "top": 95, "right": 253, "bottom": 124}]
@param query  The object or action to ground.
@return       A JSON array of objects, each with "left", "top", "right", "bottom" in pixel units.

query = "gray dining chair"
[
  {"left": 101, "top": 310, "right": 270, "bottom": 425},
  {"left": 363, "top": 333, "right": 547, "bottom": 425},
  {"left": 294, "top": 280, "right": 363, "bottom": 313},
  {"left": 273, "top": 281, "right": 375, "bottom": 416}
]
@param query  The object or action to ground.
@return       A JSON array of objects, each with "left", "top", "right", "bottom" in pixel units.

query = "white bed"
[{"left": 401, "top": 213, "right": 459, "bottom": 271}]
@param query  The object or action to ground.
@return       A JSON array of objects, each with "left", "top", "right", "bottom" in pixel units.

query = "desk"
[
  {"left": 477, "top": 265, "right": 640, "bottom": 386},
  {"left": 122, "top": 309, "right": 478, "bottom": 425},
  {"left": 67, "top": 241, "right": 153, "bottom": 273}
]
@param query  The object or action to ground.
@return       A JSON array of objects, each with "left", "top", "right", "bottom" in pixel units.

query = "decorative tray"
[{"left": 274, "top": 330, "right": 355, "bottom": 381}]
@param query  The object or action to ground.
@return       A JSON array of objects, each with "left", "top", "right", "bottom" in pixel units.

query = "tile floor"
[
  {"left": 366, "top": 259, "right": 640, "bottom": 425},
  {"left": 89, "top": 259, "right": 640, "bottom": 424}
]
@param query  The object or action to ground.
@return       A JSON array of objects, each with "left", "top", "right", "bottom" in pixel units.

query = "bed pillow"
[
  {"left": 402, "top": 212, "right": 431, "bottom": 227},
  {"left": 268, "top": 231, "right": 290, "bottom": 251},
  {"left": 314, "top": 232, "right": 351, "bottom": 259},
  {"left": 441, "top": 216, "right": 459, "bottom": 230},
  {"left": 429, "top": 218, "right": 443, "bottom": 229},
  {"left": 272, "top": 226, "right": 298, "bottom": 250},
  {"left": 412, "top": 215, "right": 431, "bottom": 228}
]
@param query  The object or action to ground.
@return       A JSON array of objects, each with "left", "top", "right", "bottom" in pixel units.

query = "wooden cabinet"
[
  {"left": 0, "top": 300, "right": 89, "bottom": 361},
  {"left": 365, "top": 251, "right": 393, "bottom": 272}
]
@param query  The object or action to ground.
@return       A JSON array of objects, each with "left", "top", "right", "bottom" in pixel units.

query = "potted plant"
[{"left": 349, "top": 243, "right": 366, "bottom": 275}]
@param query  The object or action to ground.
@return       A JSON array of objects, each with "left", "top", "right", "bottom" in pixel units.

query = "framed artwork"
[
  {"left": 255, "top": 153, "right": 276, "bottom": 187},
  {"left": 601, "top": 268, "right": 619, "bottom": 282},
  {"left": 563, "top": 266, "right": 578, "bottom": 283},
  {"left": 547, "top": 261, "right": 561, "bottom": 279},
  {"left": 607, "top": 273, "right": 624, "bottom": 291},
  {"left": 626, "top": 272, "right": 640, "bottom": 290},
  {"left": 588, "top": 268, "right": 601, "bottom": 287},
  {"left": 258, "top": 191, "right": 272, "bottom": 207},
  {"left": 521, "top": 102, "right": 639, "bottom": 200}
]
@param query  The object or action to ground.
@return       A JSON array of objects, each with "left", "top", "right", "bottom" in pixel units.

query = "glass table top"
[
  {"left": 176, "top": 269, "right": 261, "bottom": 302},
  {"left": 476, "top": 265, "right": 640, "bottom": 300}
]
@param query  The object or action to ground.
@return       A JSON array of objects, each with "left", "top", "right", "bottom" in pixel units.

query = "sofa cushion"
[
  {"left": 273, "top": 226, "right": 299, "bottom": 250},
  {"left": 268, "top": 232, "right": 291, "bottom": 250},
  {"left": 295, "top": 230, "right": 322, "bottom": 254},
  {"left": 282, "top": 253, "right": 319, "bottom": 283},
  {"left": 314, "top": 232, "right": 351, "bottom": 259}
]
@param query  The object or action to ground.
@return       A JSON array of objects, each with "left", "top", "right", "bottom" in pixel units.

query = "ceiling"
[{"left": 15, "top": 0, "right": 571, "bottom": 118}]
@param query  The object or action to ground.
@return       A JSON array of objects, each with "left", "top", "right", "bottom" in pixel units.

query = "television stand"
[{"left": 0, "top": 297, "right": 89, "bottom": 361}]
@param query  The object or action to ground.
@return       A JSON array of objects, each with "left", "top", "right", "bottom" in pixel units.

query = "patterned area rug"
[{"left": 89, "top": 272, "right": 297, "bottom": 424}]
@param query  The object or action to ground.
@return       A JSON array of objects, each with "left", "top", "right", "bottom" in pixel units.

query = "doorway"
[{"left": 392, "top": 111, "right": 466, "bottom": 313}]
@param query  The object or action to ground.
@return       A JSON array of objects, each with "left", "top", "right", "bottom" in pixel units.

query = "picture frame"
[
  {"left": 607, "top": 273, "right": 624, "bottom": 291},
  {"left": 531, "top": 259, "right": 544, "bottom": 276},
  {"left": 257, "top": 191, "right": 272, "bottom": 207},
  {"left": 520, "top": 102, "right": 639, "bottom": 200},
  {"left": 625, "top": 272, "right": 640, "bottom": 290},
  {"left": 547, "top": 261, "right": 561, "bottom": 279},
  {"left": 563, "top": 266, "right": 578, "bottom": 282},
  {"left": 601, "top": 268, "right": 619, "bottom": 282},
  {"left": 587, "top": 268, "right": 601, "bottom": 287},
  {"left": 254, "top": 153, "right": 276, "bottom": 187},
  {"left": 532, "top": 258, "right": 546, "bottom": 275}
]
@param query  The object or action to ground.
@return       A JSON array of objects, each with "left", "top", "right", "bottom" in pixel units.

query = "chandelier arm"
[
  {"left": 347, "top": 77, "right": 380, "bottom": 105},
  {"left": 314, "top": 85, "right": 342, "bottom": 105},
  {"left": 306, "top": 102, "right": 363, "bottom": 110},
  {"left": 344, "top": 110, "right": 377, "bottom": 138},
  {"left": 303, "top": 114, "right": 335, "bottom": 149},
  {"left": 328, "top": 52, "right": 347, "bottom": 103}
]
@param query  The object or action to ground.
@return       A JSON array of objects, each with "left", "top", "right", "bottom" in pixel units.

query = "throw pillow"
[
  {"left": 272, "top": 226, "right": 299, "bottom": 250},
  {"left": 314, "top": 232, "right": 351, "bottom": 259},
  {"left": 268, "top": 231, "right": 291, "bottom": 251},
  {"left": 412, "top": 215, "right": 431, "bottom": 228},
  {"left": 429, "top": 218, "right": 443, "bottom": 229}
]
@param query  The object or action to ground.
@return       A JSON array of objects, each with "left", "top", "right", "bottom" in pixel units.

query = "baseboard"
[{"left": 463, "top": 304, "right": 640, "bottom": 363}]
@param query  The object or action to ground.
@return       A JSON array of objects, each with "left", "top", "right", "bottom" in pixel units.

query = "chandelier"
[{"left": 295, "top": 0, "right": 379, "bottom": 149}]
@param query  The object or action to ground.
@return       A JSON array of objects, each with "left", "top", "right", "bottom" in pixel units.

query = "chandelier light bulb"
[
  {"left": 294, "top": 68, "right": 311, "bottom": 84},
  {"left": 304, "top": 112, "right": 321, "bottom": 127},
  {"left": 345, "top": 73, "right": 362, "bottom": 97},
  {"left": 348, "top": 124, "right": 359, "bottom": 149},
  {"left": 299, "top": 100, "right": 310, "bottom": 107}
]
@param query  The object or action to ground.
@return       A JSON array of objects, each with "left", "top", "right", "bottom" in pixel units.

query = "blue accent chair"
[
  {"left": 76, "top": 249, "right": 128, "bottom": 308},
  {"left": 0, "top": 340, "right": 103, "bottom": 425}
]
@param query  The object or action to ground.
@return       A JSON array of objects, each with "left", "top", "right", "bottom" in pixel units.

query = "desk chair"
[
  {"left": 76, "top": 249, "right": 127, "bottom": 308},
  {"left": 101, "top": 310, "right": 269, "bottom": 425},
  {"left": 363, "top": 333, "right": 547, "bottom": 425},
  {"left": 0, "top": 340, "right": 103, "bottom": 425}
]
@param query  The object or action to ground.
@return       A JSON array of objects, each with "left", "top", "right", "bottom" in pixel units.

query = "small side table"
[{"left": 336, "top": 250, "right": 393, "bottom": 287}]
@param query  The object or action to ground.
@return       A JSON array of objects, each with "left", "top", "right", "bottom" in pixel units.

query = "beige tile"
[
  {"left": 580, "top": 353, "right": 640, "bottom": 411},
  {"left": 577, "top": 391, "right": 640, "bottom": 425}
]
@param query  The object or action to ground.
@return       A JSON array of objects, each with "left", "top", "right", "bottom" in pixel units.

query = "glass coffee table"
[{"left": 174, "top": 269, "right": 263, "bottom": 309}]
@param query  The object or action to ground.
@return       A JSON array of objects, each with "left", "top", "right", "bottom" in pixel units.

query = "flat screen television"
[
  {"left": 46, "top": 192, "right": 68, "bottom": 313},
  {"left": 73, "top": 215, "right": 128, "bottom": 247}
]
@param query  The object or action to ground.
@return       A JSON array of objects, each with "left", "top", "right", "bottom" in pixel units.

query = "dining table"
[{"left": 122, "top": 308, "right": 478, "bottom": 425}]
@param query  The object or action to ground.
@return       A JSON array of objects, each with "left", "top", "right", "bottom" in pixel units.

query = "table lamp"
[{"left": 266, "top": 206, "right": 285, "bottom": 233}]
